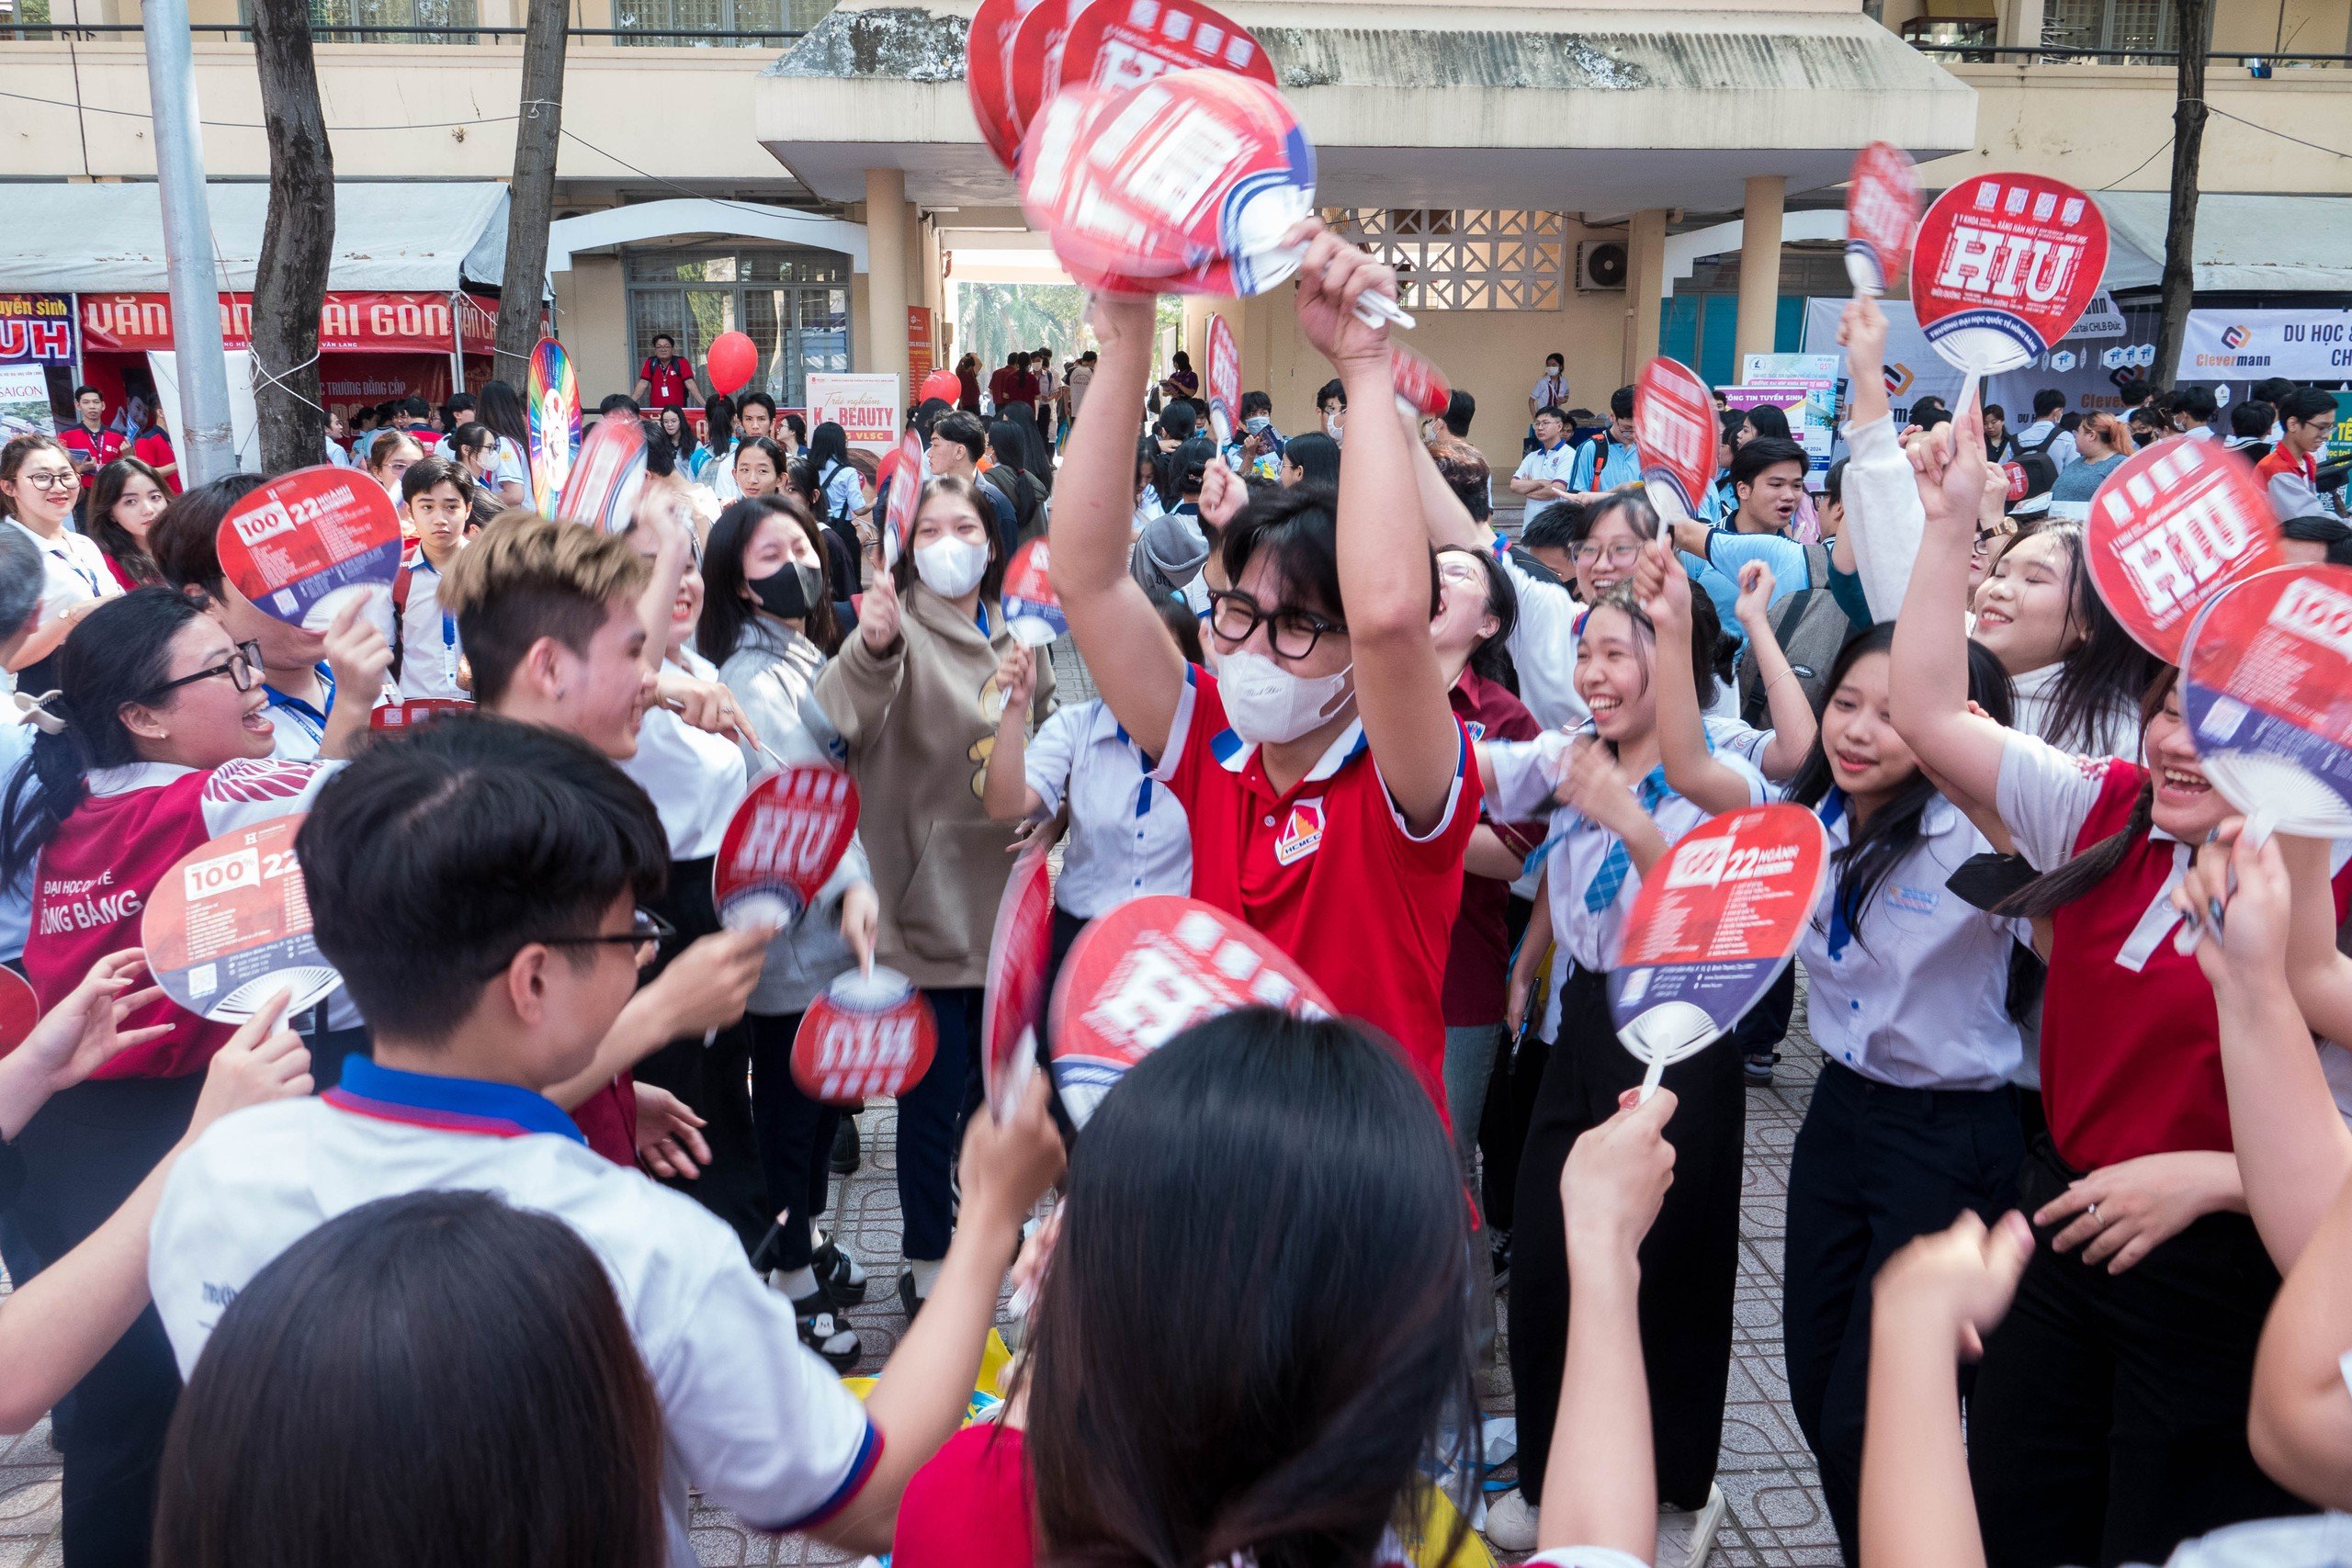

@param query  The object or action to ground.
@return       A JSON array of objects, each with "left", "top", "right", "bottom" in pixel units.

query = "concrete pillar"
[
  {"left": 1623, "top": 209, "right": 1668, "bottom": 384},
  {"left": 863, "top": 168, "right": 910, "bottom": 394},
  {"left": 1735, "top": 175, "right": 1786, "bottom": 370},
  {"left": 1999, "top": 0, "right": 2046, "bottom": 50}
]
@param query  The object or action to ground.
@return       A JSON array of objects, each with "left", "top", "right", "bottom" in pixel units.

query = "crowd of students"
[{"left": 3, "top": 216, "right": 2352, "bottom": 1568}]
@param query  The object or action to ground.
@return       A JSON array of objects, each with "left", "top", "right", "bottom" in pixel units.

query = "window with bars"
[
  {"left": 1321, "top": 209, "right": 1567, "bottom": 311},
  {"left": 234, "top": 0, "right": 480, "bottom": 42},
  {"left": 625, "top": 247, "right": 850, "bottom": 407},
  {"left": 2041, "top": 0, "right": 2184, "bottom": 55},
  {"left": 615, "top": 0, "right": 830, "bottom": 45}
]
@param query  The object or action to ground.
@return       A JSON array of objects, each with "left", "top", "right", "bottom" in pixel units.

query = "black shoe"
[
  {"left": 1743, "top": 1050, "right": 1778, "bottom": 1088},
  {"left": 831, "top": 1116, "right": 862, "bottom": 1177},
  {"left": 1489, "top": 1228, "right": 1511, "bottom": 1291},
  {"left": 791, "top": 1280, "right": 862, "bottom": 1372},
  {"left": 813, "top": 1235, "right": 869, "bottom": 1303},
  {"left": 898, "top": 1269, "right": 928, "bottom": 1321}
]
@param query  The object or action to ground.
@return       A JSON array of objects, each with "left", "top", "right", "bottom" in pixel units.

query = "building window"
[
  {"left": 616, "top": 0, "right": 831, "bottom": 45},
  {"left": 2041, "top": 0, "right": 2182, "bottom": 55},
  {"left": 235, "top": 0, "right": 481, "bottom": 42},
  {"left": 625, "top": 246, "right": 850, "bottom": 408},
  {"left": 1321, "top": 209, "right": 1567, "bottom": 312}
]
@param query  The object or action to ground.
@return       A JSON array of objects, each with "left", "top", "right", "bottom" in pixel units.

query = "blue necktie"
[{"left": 1582, "top": 765, "right": 1673, "bottom": 911}]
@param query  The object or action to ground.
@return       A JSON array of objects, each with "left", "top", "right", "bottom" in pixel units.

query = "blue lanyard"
[{"left": 262, "top": 662, "right": 335, "bottom": 745}]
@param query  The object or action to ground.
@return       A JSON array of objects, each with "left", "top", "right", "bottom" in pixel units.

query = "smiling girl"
[
  {"left": 86, "top": 457, "right": 170, "bottom": 589},
  {"left": 1965, "top": 521, "right": 2152, "bottom": 758},
  {"left": 1889, "top": 401, "right": 2352, "bottom": 1567}
]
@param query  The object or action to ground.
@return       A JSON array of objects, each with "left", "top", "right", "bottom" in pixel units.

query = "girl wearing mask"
[
  {"left": 697, "top": 494, "right": 882, "bottom": 1367},
  {"left": 815, "top": 476, "right": 1054, "bottom": 1317},
  {"left": 469, "top": 380, "right": 533, "bottom": 507},
  {"left": 1887, "top": 403, "right": 2350, "bottom": 1567},
  {"left": 1050, "top": 231, "right": 1479, "bottom": 1128},
  {"left": 368, "top": 430, "right": 424, "bottom": 521},
  {"left": 86, "top": 456, "right": 171, "bottom": 589},
  {"left": 1477, "top": 573, "right": 1760, "bottom": 1556},
  {"left": 890, "top": 1011, "right": 1478, "bottom": 1568},
  {"left": 0, "top": 590, "right": 386, "bottom": 1562},
  {"left": 447, "top": 423, "right": 505, "bottom": 501}
]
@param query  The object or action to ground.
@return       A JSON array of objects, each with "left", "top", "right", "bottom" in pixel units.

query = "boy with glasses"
[{"left": 149, "top": 716, "right": 1068, "bottom": 1565}]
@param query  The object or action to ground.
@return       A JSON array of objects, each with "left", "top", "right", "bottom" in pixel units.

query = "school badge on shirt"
[{"left": 1274, "top": 799, "right": 1326, "bottom": 866}]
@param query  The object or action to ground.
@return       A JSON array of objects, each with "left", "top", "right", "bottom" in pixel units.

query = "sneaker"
[
  {"left": 813, "top": 1235, "right": 869, "bottom": 1303},
  {"left": 791, "top": 1281, "right": 861, "bottom": 1372},
  {"left": 898, "top": 1269, "right": 927, "bottom": 1321},
  {"left": 1657, "top": 1483, "right": 1728, "bottom": 1568},
  {"left": 831, "top": 1116, "right": 862, "bottom": 1177},
  {"left": 1742, "top": 1050, "right": 1778, "bottom": 1088},
  {"left": 1481, "top": 1488, "right": 1539, "bottom": 1552},
  {"left": 1489, "top": 1227, "right": 1511, "bottom": 1292}
]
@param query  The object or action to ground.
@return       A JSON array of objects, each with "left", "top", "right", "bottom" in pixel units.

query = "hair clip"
[{"left": 12, "top": 689, "right": 67, "bottom": 735}]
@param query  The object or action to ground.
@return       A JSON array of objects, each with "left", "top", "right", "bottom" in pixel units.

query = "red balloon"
[
  {"left": 920, "top": 367, "right": 962, "bottom": 405},
  {"left": 707, "top": 331, "right": 759, "bottom": 397}
]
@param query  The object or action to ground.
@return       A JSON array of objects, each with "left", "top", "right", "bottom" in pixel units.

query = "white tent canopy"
[
  {"left": 2096, "top": 191, "right": 2352, "bottom": 294},
  {"left": 0, "top": 181, "right": 514, "bottom": 293}
]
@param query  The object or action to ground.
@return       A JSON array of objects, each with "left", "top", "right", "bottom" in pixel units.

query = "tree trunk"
[
  {"left": 495, "top": 0, "right": 568, "bottom": 379},
  {"left": 2154, "top": 0, "right": 2211, "bottom": 392},
  {"left": 248, "top": 0, "right": 335, "bottom": 476}
]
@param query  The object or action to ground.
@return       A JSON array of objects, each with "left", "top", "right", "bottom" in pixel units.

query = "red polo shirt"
[
  {"left": 640, "top": 355, "right": 695, "bottom": 409},
  {"left": 1153, "top": 665, "right": 1480, "bottom": 1119},
  {"left": 61, "top": 423, "right": 125, "bottom": 490}
]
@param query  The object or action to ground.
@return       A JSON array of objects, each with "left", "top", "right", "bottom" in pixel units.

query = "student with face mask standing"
[
  {"left": 814, "top": 477, "right": 1056, "bottom": 1319},
  {"left": 1527, "top": 353, "right": 1569, "bottom": 455}
]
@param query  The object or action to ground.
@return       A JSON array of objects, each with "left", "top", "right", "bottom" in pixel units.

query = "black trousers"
[
  {"left": 746, "top": 1008, "right": 839, "bottom": 1276},
  {"left": 1477, "top": 894, "right": 1541, "bottom": 1234},
  {"left": 632, "top": 854, "right": 773, "bottom": 1258},
  {"left": 1967, "top": 1139, "right": 2309, "bottom": 1568},
  {"left": 901, "top": 987, "right": 983, "bottom": 1261},
  {"left": 1782, "top": 1061, "right": 2024, "bottom": 1564},
  {"left": 1508, "top": 965, "right": 1746, "bottom": 1507},
  {"left": 11, "top": 1072, "right": 206, "bottom": 1568}
]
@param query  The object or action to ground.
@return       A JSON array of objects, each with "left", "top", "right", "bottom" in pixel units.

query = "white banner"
[
  {"left": 2176, "top": 309, "right": 2352, "bottom": 381},
  {"left": 0, "top": 364, "right": 53, "bottom": 440},
  {"left": 807, "top": 372, "right": 903, "bottom": 455},
  {"left": 1799, "top": 298, "right": 2162, "bottom": 428},
  {"left": 147, "top": 349, "right": 262, "bottom": 471}
]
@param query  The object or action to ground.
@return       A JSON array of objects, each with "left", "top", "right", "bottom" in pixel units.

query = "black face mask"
[{"left": 748, "top": 562, "right": 826, "bottom": 620}]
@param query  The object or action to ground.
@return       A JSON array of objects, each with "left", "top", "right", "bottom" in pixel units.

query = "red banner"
[{"left": 78, "top": 290, "right": 501, "bottom": 355}]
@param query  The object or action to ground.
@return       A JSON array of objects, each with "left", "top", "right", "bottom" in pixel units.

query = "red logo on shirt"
[{"left": 1273, "top": 799, "right": 1325, "bottom": 866}]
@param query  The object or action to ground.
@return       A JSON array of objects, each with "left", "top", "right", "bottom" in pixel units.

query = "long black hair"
[
  {"left": 0, "top": 589, "right": 206, "bottom": 888},
  {"left": 696, "top": 495, "right": 842, "bottom": 661},
  {"left": 473, "top": 379, "right": 531, "bottom": 455},
  {"left": 153, "top": 1190, "right": 666, "bottom": 1568},
  {"left": 2008, "top": 521, "right": 2156, "bottom": 756},
  {"left": 1996, "top": 667, "right": 2177, "bottom": 920},
  {"left": 1023, "top": 1010, "right": 1476, "bottom": 1568},
  {"left": 1439, "top": 543, "right": 1521, "bottom": 692},
  {"left": 1786, "top": 625, "right": 2014, "bottom": 952},
  {"left": 1004, "top": 401, "right": 1054, "bottom": 491},
  {"left": 807, "top": 421, "right": 851, "bottom": 489},
  {"left": 85, "top": 456, "right": 170, "bottom": 585},
  {"left": 702, "top": 392, "right": 737, "bottom": 460}
]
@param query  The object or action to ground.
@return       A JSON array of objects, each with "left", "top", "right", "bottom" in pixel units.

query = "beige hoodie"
[{"left": 815, "top": 582, "right": 1057, "bottom": 988}]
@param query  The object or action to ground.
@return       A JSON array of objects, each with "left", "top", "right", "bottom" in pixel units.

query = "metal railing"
[
  {"left": 0, "top": 19, "right": 806, "bottom": 45},
  {"left": 1909, "top": 40, "right": 2352, "bottom": 67}
]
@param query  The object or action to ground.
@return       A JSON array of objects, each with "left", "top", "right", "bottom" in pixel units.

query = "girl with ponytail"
[{"left": 1885, "top": 401, "right": 2352, "bottom": 1566}]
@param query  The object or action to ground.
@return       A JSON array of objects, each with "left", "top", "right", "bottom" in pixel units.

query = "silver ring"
[{"left": 2086, "top": 1202, "right": 2099, "bottom": 1221}]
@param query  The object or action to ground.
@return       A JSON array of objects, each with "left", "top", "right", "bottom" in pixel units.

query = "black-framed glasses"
[
  {"left": 541, "top": 907, "right": 676, "bottom": 969},
  {"left": 1205, "top": 590, "right": 1346, "bottom": 660},
  {"left": 144, "top": 640, "right": 264, "bottom": 701},
  {"left": 17, "top": 469, "right": 77, "bottom": 491}
]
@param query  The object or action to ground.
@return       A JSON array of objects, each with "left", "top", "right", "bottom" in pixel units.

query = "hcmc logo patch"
[
  {"left": 1273, "top": 799, "right": 1326, "bottom": 866},
  {"left": 2222, "top": 324, "right": 2250, "bottom": 349}
]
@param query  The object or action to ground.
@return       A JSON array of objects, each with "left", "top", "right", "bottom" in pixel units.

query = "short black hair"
[
  {"left": 401, "top": 457, "right": 474, "bottom": 506},
  {"left": 1240, "top": 390, "right": 1273, "bottom": 420},
  {"left": 1217, "top": 483, "right": 1437, "bottom": 625},
  {"left": 1741, "top": 402, "right": 1792, "bottom": 442},
  {"left": 1316, "top": 378, "right": 1346, "bottom": 412},
  {"left": 652, "top": 333, "right": 674, "bottom": 347},
  {"left": 2282, "top": 514, "right": 2352, "bottom": 566},
  {"left": 1155, "top": 402, "right": 1198, "bottom": 443},
  {"left": 1825, "top": 456, "right": 1848, "bottom": 508},
  {"left": 1283, "top": 431, "right": 1340, "bottom": 488},
  {"left": 2231, "top": 400, "right": 2276, "bottom": 438},
  {"left": 73, "top": 383, "right": 99, "bottom": 401},
  {"left": 1608, "top": 385, "right": 1634, "bottom": 421},
  {"left": 2253, "top": 376, "right": 2296, "bottom": 406},
  {"left": 1176, "top": 435, "right": 1217, "bottom": 497},
  {"left": 1441, "top": 389, "right": 1475, "bottom": 439},
  {"left": 933, "top": 411, "right": 989, "bottom": 462},
  {"left": 1983, "top": 403, "right": 2007, "bottom": 422},
  {"left": 1731, "top": 436, "right": 1809, "bottom": 490},
  {"left": 2173, "top": 384, "right": 2218, "bottom": 421},
  {"left": 401, "top": 396, "right": 431, "bottom": 420},
  {"left": 737, "top": 391, "right": 777, "bottom": 417},
  {"left": 2032, "top": 389, "right": 2067, "bottom": 418},
  {"left": 148, "top": 472, "right": 271, "bottom": 599},
  {"left": 1544, "top": 351, "right": 1564, "bottom": 367},
  {"left": 0, "top": 527, "right": 40, "bottom": 649},
  {"left": 296, "top": 716, "right": 669, "bottom": 1041},
  {"left": 1520, "top": 506, "right": 1584, "bottom": 553},
  {"left": 597, "top": 393, "right": 639, "bottom": 417},
  {"left": 1533, "top": 404, "right": 1567, "bottom": 425},
  {"left": 2278, "top": 385, "right": 2336, "bottom": 426}
]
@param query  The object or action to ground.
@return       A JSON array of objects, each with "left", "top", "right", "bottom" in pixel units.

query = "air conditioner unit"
[{"left": 1577, "top": 240, "right": 1628, "bottom": 292}]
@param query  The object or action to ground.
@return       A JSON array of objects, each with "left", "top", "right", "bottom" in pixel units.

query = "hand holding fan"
[{"left": 1845, "top": 141, "right": 1922, "bottom": 298}]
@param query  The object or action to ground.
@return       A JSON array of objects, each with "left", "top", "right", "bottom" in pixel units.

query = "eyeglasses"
[
  {"left": 1205, "top": 590, "right": 1346, "bottom": 660},
  {"left": 539, "top": 907, "right": 676, "bottom": 969},
  {"left": 1573, "top": 541, "right": 1643, "bottom": 568},
  {"left": 16, "top": 470, "right": 76, "bottom": 491},
  {"left": 143, "top": 640, "right": 264, "bottom": 701},
  {"left": 1437, "top": 558, "right": 1487, "bottom": 589}
]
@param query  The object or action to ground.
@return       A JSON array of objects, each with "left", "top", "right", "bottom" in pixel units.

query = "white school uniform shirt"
[
  {"left": 1024, "top": 697, "right": 1192, "bottom": 919},
  {"left": 1488, "top": 729, "right": 1768, "bottom": 1037},
  {"left": 1797, "top": 792, "right": 2026, "bottom": 1090},
  {"left": 260, "top": 672, "right": 381, "bottom": 1034},
  {"left": 398, "top": 554, "right": 467, "bottom": 701},
  {"left": 7, "top": 517, "right": 119, "bottom": 626},
  {"left": 1487, "top": 541, "right": 1589, "bottom": 731},
  {"left": 1529, "top": 371, "right": 1569, "bottom": 413},
  {"left": 618, "top": 648, "right": 750, "bottom": 863},
  {"left": 148, "top": 1059, "right": 882, "bottom": 1568},
  {"left": 0, "top": 713, "right": 31, "bottom": 963},
  {"left": 1511, "top": 440, "right": 1581, "bottom": 524},
  {"left": 2008, "top": 662, "right": 2144, "bottom": 760}
]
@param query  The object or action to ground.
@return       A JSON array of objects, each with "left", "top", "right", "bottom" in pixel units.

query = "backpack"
[
  {"left": 2010, "top": 425, "right": 2064, "bottom": 501},
  {"left": 1737, "top": 540, "right": 1851, "bottom": 727}
]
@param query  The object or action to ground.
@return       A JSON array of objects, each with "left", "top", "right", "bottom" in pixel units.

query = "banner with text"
[{"left": 808, "top": 372, "right": 905, "bottom": 455}]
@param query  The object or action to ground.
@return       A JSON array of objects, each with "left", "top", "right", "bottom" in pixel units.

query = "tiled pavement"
[{"left": 0, "top": 647, "right": 1844, "bottom": 1568}]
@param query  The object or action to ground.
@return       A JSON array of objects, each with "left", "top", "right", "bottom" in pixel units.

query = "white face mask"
[
  {"left": 1216, "top": 650, "right": 1353, "bottom": 744},
  {"left": 913, "top": 534, "right": 989, "bottom": 599}
]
